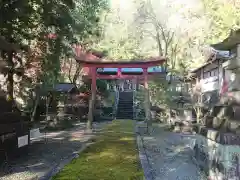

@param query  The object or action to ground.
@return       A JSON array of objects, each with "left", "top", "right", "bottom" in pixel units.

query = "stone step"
[
  {"left": 117, "top": 110, "right": 133, "bottom": 112},
  {"left": 117, "top": 109, "right": 133, "bottom": 111},
  {"left": 117, "top": 112, "right": 133, "bottom": 114},
  {"left": 118, "top": 103, "right": 133, "bottom": 105},
  {"left": 116, "top": 116, "right": 133, "bottom": 119},
  {"left": 119, "top": 101, "right": 133, "bottom": 102},
  {"left": 117, "top": 106, "right": 133, "bottom": 109},
  {"left": 118, "top": 101, "right": 133, "bottom": 104},
  {"left": 118, "top": 105, "right": 133, "bottom": 107},
  {"left": 116, "top": 111, "right": 133, "bottom": 114},
  {"left": 117, "top": 113, "right": 133, "bottom": 115},
  {"left": 117, "top": 110, "right": 133, "bottom": 113},
  {"left": 117, "top": 113, "right": 133, "bottom": 116},
  {"left": 118, "top": 104, "right": 133, "bottom": 106}
]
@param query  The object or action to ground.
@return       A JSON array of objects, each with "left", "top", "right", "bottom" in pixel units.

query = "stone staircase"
[{"left": 116, "top": 91, "right": 133, "bottom": 119}]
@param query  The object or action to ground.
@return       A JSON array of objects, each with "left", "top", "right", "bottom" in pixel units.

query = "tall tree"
[
  {"left": 0, "top": 0, "right": 37, "bottom": 107},
  {"left": 0, "top": 0, "right": 109, "bottom": 119},
  {"left": 62, "top": 0, "right": 108, "bottom": 84},
  {"left": 201, "top": 0, "right": 240, "bottom": 44},
  {"left": 133, "top": 0, "right": 206, "bottom": 71},
  {"left": 94, "top": 8, "right": 143, "bottom": 60}
]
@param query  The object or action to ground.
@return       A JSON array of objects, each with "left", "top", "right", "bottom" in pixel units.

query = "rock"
[
  {"left": 182, "top": 126, "right": 193, "bottom": 132},
  {"left": 173, "top": 125, "right": 181, "bottom": 132},
  {"left": 1, "top": 172, "right": 38, "bottom": 180},
  {"left": 228, "top": 121, "right": 240, "bottom": 131},
  {"left": 212, "top": 117, "right": 224, "bottom": 129}
]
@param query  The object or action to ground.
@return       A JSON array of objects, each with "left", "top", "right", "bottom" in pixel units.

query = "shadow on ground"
[{"left": 0, "top": 122, "right": 109, "bottom": 180}]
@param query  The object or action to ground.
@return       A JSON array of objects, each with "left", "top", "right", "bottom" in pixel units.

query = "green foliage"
[
  {"left": 149, "top": 80, "right": 180, "bottom": 109},
  {"left": 101, "top": 107, "right": 113, "bottom": 115},
  {"left": 0, "top": 0, "right": 36, "bottom": 42},
  {"left": 73, "top": 0, "right": 109, "bottom": 46},
  {"left": 92, "top": 5, "right": 144, "bottom": 59},
  {"left": 0, "top": 0, "right": 109, "bottom": 112},
  {"left": 79, "top": 79, "right": 109, "bottom": 97},
  {"left": 202, "top": 0, "right": 240, "bottom": 44},
  {"left": 96, "top": 79, "right": 108, "bottom": 96}
]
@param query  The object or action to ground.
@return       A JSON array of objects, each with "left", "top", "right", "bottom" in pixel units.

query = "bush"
[{"left": 101, "top": 107, "right": 113, "bottom": 116}]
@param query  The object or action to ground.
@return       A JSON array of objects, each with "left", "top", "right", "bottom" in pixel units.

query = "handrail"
[
  {"left": 133, "top": 89, "right": 139, "bottom": 120},
  {"left": 113, "top": 90, "right": 119, "bottom": 118},
  {"left": 133, "top": 90, "right": 136, "bottom": 119}
]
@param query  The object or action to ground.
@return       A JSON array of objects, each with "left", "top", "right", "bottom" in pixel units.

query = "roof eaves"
[{"left": 190, "top": 50, "right": 230, "bottom": 73}]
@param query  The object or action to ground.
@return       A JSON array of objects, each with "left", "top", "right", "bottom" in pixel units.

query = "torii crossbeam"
[{"left": 75, "top": 56, "right": 166, "bottom": 129}]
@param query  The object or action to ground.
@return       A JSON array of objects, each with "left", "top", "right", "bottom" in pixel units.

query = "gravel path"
[
  {"left": 137, "top": 123, "right": 207, "bottom": 180},
  {"left": 0, "top": 121, "right": 110, "bottom": 180}
]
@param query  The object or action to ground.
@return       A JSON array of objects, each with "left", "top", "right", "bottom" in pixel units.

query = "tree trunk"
[
  {"left": 168, "top": 108, "right": 171, "bottom": 124},
  {"left": 6, "top": 51, "right": 14, "bottom": 109},
  {"left": 155, "top": 29, "right": 163, "bottom": 57},
  {"left": 73, "top": 65, "right": 82, "bottom": 84},
  {"left": 30, "top": 85, "right": 40, "bottom": 122},
  {"left": 87, "top": 90, "right": 96, "bottom": 130},
  {"left": 196, "top": 108, "right": 200, "bottom": 124},
  {"left": 194, "top": 106, "right": 202, "bottom": 124}
]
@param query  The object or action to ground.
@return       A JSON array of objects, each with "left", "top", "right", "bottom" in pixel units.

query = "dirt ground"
[
  {"left": 137, "top": 123, "right": 207, "bottom": 180},
  {"left": 0, "top": 122, "right": 109, "bottom": 180}
]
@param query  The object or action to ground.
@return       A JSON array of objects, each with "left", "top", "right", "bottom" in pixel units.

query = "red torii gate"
[{"left": 75, "top": 56, "right": 166, "bottom": 129}]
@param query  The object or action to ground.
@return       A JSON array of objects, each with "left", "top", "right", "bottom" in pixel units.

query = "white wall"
[{"left": 200, "top": 76, "right": 219, "bottom": 92}]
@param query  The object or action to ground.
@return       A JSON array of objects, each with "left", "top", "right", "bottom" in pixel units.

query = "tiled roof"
[
  {"left": 191, "top": 50, "right": 230, "bottom": 73},
  {"left": 54, "top": 83, "right": 76, "bottom": 92}
]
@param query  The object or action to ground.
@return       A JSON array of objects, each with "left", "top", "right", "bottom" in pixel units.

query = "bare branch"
[{"left": 68, "top": 57, "right": 73, "bottom": 83}]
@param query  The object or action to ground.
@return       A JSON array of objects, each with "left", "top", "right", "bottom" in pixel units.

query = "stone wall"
[{"left": 193, "top": 127, "right": 240, "bottom": 180}]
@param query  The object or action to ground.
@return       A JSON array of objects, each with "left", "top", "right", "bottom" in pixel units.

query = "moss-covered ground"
[{"left": 52, "top": 120, "right": 144, "bottom": 180}]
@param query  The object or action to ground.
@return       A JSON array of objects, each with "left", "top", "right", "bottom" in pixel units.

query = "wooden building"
[
  {"left": 190, "top": 50, "right": 230, "bottom": 107},
  {"left": 211, "top": 29, "right": 240, "bottom": 104}
]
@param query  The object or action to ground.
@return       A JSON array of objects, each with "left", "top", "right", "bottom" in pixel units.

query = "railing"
[
  {"left": 133, "top": 90, "right": 136, "bottom": 120},
  {"left": 113, "top": 90, "right": 119, "bottom": 118}
]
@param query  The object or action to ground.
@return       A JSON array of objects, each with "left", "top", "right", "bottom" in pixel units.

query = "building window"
[
  {"left": 203, "top": 72, "right": 210, "bottom": 79},
  {"left": 213, "top": 68, "right": 218, "bottom": 76},
  {"left": 203, "top": 68, "right": 218, "bottom": 79},
  {"left": 176, "top": 84, "right": 182, "bottom": 92}
]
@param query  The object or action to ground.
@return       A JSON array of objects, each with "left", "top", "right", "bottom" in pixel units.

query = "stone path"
[
  {"left": 0, "top": 121, "right": 110, "bottom": 180},
  {"left": 137, "top": 123, "right": 207, "bottom": 180}
]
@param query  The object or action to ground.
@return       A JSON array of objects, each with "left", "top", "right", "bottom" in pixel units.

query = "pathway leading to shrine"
[{"left": 137, "top": 123, "right": 207, "bottom": 180}]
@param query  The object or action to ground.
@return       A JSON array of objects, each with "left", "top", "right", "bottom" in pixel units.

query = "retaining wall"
[{"left": 193, "top": 127, "right": 240, "bottom": 180}]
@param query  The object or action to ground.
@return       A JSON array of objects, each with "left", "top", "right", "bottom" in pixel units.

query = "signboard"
[
  {"left": 200, "top": 76, "right": 219, "bottom": 92},
  {"left": 18, "top": 135, "right": 29, "bottom": 148},
  {"left": 30, "top": 128, "right": 42, "bottom": 140}
]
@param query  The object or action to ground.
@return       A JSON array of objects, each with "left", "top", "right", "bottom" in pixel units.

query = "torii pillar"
[
  {"left": 87, "top": 67, "right": 96, "bottom": 130},
  {"left": 143, "top": 68, "right": 151, "bottom": 126}
]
